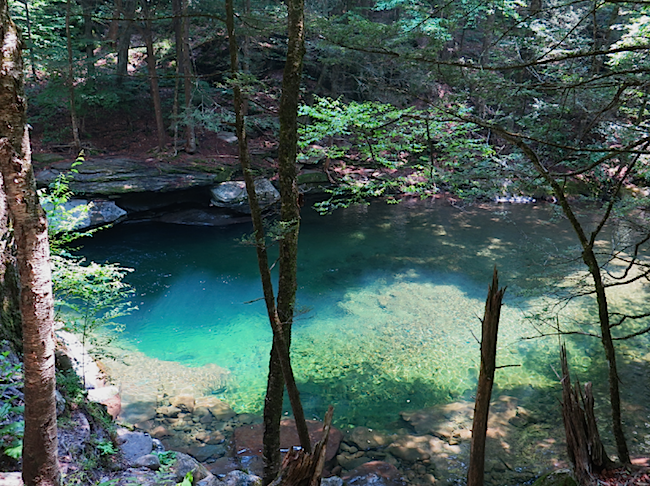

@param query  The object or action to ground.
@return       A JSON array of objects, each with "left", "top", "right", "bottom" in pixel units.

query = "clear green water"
[{"left": 78, "top": 200, "right": 650, "bottom": 433}]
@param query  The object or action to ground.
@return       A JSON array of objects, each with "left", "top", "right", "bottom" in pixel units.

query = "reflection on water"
[{"left": 79, "top": 199, "right": 650, "bottom": 443}]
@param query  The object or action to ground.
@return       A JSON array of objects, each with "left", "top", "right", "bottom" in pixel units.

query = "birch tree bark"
[{"left": 0, "top": 2, "right": 60, "bottom": 484}]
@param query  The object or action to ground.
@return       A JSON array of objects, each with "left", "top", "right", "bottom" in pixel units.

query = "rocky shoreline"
[{"left": 48, "top": 329, "right": 571, "bottom": 486}]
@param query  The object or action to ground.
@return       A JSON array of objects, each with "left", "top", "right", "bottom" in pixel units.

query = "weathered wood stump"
[{"left": 560, "top": 345, "right": 612, "bottom": 485}]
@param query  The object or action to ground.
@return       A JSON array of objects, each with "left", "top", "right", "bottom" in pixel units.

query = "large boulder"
[
  {"left": 210, "top": 179, "right": 280, "bottom": 214},
  {"left": 45, "top": 199, "right": 127, "bottom": 232}
]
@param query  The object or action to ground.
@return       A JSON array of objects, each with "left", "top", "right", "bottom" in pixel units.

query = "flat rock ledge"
[{"left": 35, "top": 157, "right": 232, "bottom": 196}]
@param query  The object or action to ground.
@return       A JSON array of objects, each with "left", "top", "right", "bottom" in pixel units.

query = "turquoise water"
[{"left": 78, "top": 199, "right": 650, "bottom": 433}]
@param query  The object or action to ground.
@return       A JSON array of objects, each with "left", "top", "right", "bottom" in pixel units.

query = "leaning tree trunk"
[
  {"left": 581, "top": 248, "right": 629, "bottom": 464},
  {"left": 0, "top": 4, "right": 60, "bottom": 485},
  {"left": 263, "top": 0, "right": 306, "bottom": 482},
  {"left": 495, "top": 131, "right": 631, "bottom": 465},
  {"left": 467, "top": 268, "right": 506, "bottom": 486},
  {"left": 560, "top": 345, "right": 612, "bottom": 485}
]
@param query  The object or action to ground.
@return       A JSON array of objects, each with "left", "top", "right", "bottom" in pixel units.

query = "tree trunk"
[
  {"left": 21, "top": 0, "right": 37, "bottom": 78},
  {"left": 225, "top": 4, "right": 311, "bottom": 484},
  {"left": 0, "top": 4, "right": 60, "bottom": 484},
  {"left": 65, "top": 0, "right": 81, "bottom": 150},
  {"left": 139, "top": 0, "right": 166, "bottom": 150},
  {"left": 494, "top": 130, "right": 631, "bottom": 465},
  {"left": 106, "top": 0, "right": 121, "bottom": 49},
  {"left": 80, "top": 0, "right": 94, "bottom": 77},
  {"left": 467, "top": 268, "right": 506, "bottom": 486},
  {"left": 264, "top": 0, "right": 306, "bottom": 483},
  {"left": 116, "top": 0, "right": 135, "bottom": 83},
  {"left": 581, "top": 247, "right": 630, "bottom": 464},
  {"left": 560, "top": 345, "right": 612, "bottom": 485},
  {"left": 181, "top": 0, "right": 196, "bottom": 153}
]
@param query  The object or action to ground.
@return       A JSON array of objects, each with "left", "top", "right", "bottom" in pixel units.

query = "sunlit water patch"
[{"left": 78, "top": 200, "right": 650, "bottom": 440}]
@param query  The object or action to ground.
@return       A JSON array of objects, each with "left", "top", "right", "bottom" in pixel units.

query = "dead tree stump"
[
  {"left": 270, "top": 406, "right": 334, "bottom": 486},
  {"left": 560, "top": 345, "right": 612, "bottom": 485},
  {"left": 467, "top": 267, "right": 506, "bottom": 486}
]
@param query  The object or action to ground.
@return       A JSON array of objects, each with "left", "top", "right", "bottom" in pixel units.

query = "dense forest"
[{"left": 1, "top": 0, "right": 650, "bottom": 485}]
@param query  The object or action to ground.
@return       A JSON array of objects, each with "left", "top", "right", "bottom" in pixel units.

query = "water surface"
[{"left": 78, "top": 199, "right": 650, "bottom": 438}]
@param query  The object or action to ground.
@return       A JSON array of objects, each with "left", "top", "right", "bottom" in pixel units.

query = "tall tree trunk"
[
  {"left": 181, "top": 0, "right": 196, "bottom": 153},
  {"left": 116, "top": 0, "right": 135, "bottom": 83},
  {"left": 139, "top": 0, "right": 166, "bottom": 150},
  {"left": 467, "top": 268, "right": 506, "bottom": 486},
  {"left": 581, "top": 247, "right": 629, "bottom": 463},
  {"left": 65, "top": 0, "right": 81, "bottom": 150},
  {"left": 171, "top": 0, "right": 182, "bottom": 152},
  {"left": 0, "top": 3, "right": 60, "bottom": 485},
  {"left": 497, "top": 132, "right": 631, "bottom": 464},
  {"left": 225, "top": 4, "right": 311, "bottom": 482},
  {"left": 225, "top": 3, "right": 310, "bottom": 479},
  {"left": 80, "top": 0, "right": 94, "bottom": 77},
  {"left": 21, "top": 0, "right": 37, "bottom": 78},
  {"left": 264, "top": 0, "right": 306, "bottom": 483},
  {"left": 106, "top": 0, "right": 121, "bottom": 49}
]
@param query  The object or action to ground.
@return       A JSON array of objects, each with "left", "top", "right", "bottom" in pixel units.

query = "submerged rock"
[
  {"left": 342, "top": 461, "right": 407, "bottom": 486},
  {"left": 349, "top": 426, "right": 391, "bottom": 450}
]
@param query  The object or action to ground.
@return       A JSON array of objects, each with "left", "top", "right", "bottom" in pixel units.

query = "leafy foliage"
[
  {"left": 0, "top": 347, "right": 23, "bottom": 460},
  {"left": 39, "top": 161, "right": 135, "bottom": 361}
]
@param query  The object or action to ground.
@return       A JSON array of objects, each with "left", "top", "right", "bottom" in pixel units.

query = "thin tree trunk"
[
  {"left": 106, "top": 0, "right": 122, "bottom": 49},
  {"left": 467, "top": 268, "right": 506, "bottom": 486},
  {"left": 581, "top": 247, "right": 629, "bottom": 463},
  {"left": 65, "top": 0, "right": 81, "bottom": 150},
  {"left": 497, "top": 132, "right": 631, "bottom": 464},
  {"left": 139, "top": 0, "right": 166, "bottom": 150},
  {"left": 225, "top": 1, "right": 311, "bottom": 477},
  {"left": 171, "top": 0, "right": 182, "bottom": 153},
  {"left": 0, "top": 4, "right": 59, "bottom": 484},
  {"left": 181, "top": 0, "right": 196, "bottom": 153},
  {"left": 116, "top": 0, "right": 135, "bottom": 83},
  {"left": 21, "top": 0, "right": 37, "bottom": 78},
  {"left": 264, "top": 0, "right": 306, "bottom": 482},
  {"left": 81, "top": 0, "right": 94, "bottom": 77}
]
